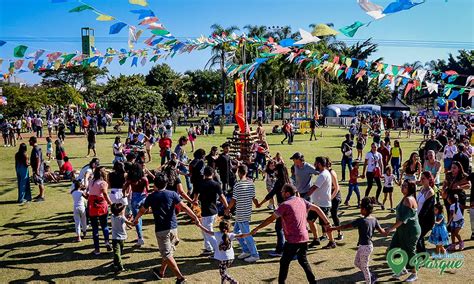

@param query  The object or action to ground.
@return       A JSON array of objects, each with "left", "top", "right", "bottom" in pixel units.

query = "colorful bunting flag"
[
  {"left": 151, "top": 29, "right": 171, "bottom": 36},
  {"left": 109, "top": 22, "right": 128, "bottom": 34},
  {"left": 311, "top": 24, "right": 338, "bottom": 37},
  {"left": 0, "top": 40, "right": 6, "bottom": 46},
  {"left": 96, "top": 14, "right": 115, "bottom": 21},
  {"left": 469, "top": 89, "right": 474, "bottom": 99},
  {"left": 130, "top": 9, "right": 155, "bottom": 20},
  {"left": 404, "top": 82, "right": 414, "bottom": 97},
  {"left": 383, "top": 0, "right": 425, "bottom": 14},
  {"left": 140, "top": 17, "right": 159, "bottom": 25},
  {"left": 129, "top": 0, "right": 148, "bottom": 6},
  {"left": 13, "top": 45, "right": 28, "bottom": 58},
  {"left": 69, "top": 4, "right": 93, "bottom": 13},
  {"left": 294, "top": 29, "right": 320, "bottom": 45},
  {"left": 339, "top": 21, "right": 365, "bottom": 37}
]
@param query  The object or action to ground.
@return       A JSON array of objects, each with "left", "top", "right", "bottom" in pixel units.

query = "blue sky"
[{"left": 0, "top": 0, "right": 473, "bottom": 84}]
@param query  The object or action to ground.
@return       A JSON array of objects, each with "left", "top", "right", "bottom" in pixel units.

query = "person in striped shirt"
[{"left": 226, "top": 164, "right": 260, "bottom": 263}]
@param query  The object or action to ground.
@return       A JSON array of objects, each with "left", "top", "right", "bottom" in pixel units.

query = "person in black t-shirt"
[
  {"left": 189, "top": 149, "right": 206, "bottom": 196},
  {"left": 216, "top": 143, "right": 235, "bottom": 195},
  {"left": 193, "top": 166, "right": 228, "bottom": 255},
  {"left": 134, "top": 173, "right": 200, "bottom": 283},
  {"left": 86, "top": 128, "right": 96, "bottom": 157}
]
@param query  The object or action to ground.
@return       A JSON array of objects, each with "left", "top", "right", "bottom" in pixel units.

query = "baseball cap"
[{"left": 290, "top": 152, "right": 304, "bottom": 160}]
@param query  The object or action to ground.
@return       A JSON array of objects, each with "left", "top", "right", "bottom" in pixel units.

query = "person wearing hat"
[{"left": 29, "top": 136, "right": 46, "bottom": 201}]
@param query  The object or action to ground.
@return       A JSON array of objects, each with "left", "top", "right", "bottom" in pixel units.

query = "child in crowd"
[
  {"left": 428, "top": 203, "right": 449, "bottom": 255},
  {"left": 344, "top": 160, "right": 361, "bottom": 207},
  {"left": 71, "top": 180, "right": 87, "bottom": 242},
  {"left": 273, "top": 152, "right": 285, "bottom": 165},
  {"left": 46, "top": 136, "right": 53, "bottom": 161},
  {"left": 447, "top": 194, "right": 465, "bottom": 251},
  {"left": 44, "top": 164, "right": 59, "bottom": 183},
  {"left": 198, "top": 220, "right": 248, "bottom": 284},
  {"left": 356, "top": 134, "right": 365, "bottom": 160},
  {"left": 264, "top": 160, "right": 276, "bottom": 210},
  {"left": 329, "top": 197, "right": 385, "bottom": 284},
  {"left": 111, "top": 203, "right": 134, "bottom": 272},
  {"left": 381, "top": 166, "right": 395, "bottom": 211}
]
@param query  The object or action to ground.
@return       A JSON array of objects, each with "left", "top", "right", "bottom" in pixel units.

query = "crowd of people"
[{"left": 6, "top": 108, "right": 474, "bottom": 283}]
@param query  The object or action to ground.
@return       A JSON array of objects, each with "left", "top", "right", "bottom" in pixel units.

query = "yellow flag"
[
  {"left": 311, "top": 24, "right": 338, "bottom": 37},
  {"left": 129, "top": 0, "right": 148, "bottom": 6},
  {"left": 345, "top": 58, "right": 352, "bottom": 67},
  {"left": 96, "top": 14, "right": 115, "bottom": 21}
]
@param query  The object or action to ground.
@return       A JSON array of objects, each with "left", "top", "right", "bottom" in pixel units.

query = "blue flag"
[
  {"left": 130, "top": 9, "right": 155, "bottom": 20},
  {"left": 131, "top": 57, "right": 138, "bottom": 67},
  {"left": 0, "top": 40, "right": 6, "bottom": 46},
  {"left": 383, "top": 0, "right": 425, "bottom": 14},
  {"left": 109, "top": 22, "right": 127, "bottom": 34}
]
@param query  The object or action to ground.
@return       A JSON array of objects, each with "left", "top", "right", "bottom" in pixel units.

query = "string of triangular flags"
[{"left": 224, "top": 31, "right": 473, "bottom": 99}]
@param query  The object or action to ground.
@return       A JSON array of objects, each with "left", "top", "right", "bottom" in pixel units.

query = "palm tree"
[{"left": 206, "top": 24, "right": 240, "bottom": 116}]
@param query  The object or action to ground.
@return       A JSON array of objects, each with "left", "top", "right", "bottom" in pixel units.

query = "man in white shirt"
[
  {"left": 361, "top": 143, "right": 384, "bottom": 203},
  {"left": 307, "top": 156, "right": 335, "bottom": 249},
  {"left": 35, "top": 116, "right": 43, "bottom": 138}
]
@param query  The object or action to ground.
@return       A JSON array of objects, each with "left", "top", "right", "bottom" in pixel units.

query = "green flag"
[
  {"left": 339, "top": 21, "right": 365, "bottom": 38},
  {"left": 13, "top": 45, "right": 28, "bottom": 58},
  {"left": 149, "top": 55, "right": 158, "bottom": 62},
  {"left": 119, "top": 57, "right": 127, "bottom": 65},
  {"left": 62, "top": 53, "right": 76, "bottom": 64},
  {"left": 69, "top": 4, "right": 93, "bottom": 13},
  {"left": 151, "top": 29, "right": 170, "bottom": 36}
]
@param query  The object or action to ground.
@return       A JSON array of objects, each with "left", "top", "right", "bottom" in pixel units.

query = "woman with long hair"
[
  {"left": 389, "top": 140, "right": 403, "bottom": 180},
  {"left": 108, "top": 162, "right": 127, "bottom": 205},
  {"left": 88, "top": 167, "right": 112, "bottom": 255},
  {"left": 162, "top": 160, "right": 193, "bottom": 203},
  {"left": 423, "top": 150, "right": 441, "bottom": 201},
  {"left": 15, "top": 143, "right": 31, "bottom": 203},
  {"left": 399, "top": 152, "right": 421, "bottom": 183},
  {"left": 384, "top": 180, "right": 421, "bottom": 282},
  {"left": 188, "top": 123, "right": 196, "bottom": 152},
  {"left": 416, "top": 171, "right": 435, "bottom": 253},
  {"left": 144, "top": 122, "right": 155, "bottom": 163},
  {"left": 257, "top": 163, "right": 290, "bottom": 257},
  {"left": 123, "top": 163, "right": 149, "bottom": 246},
  {"left": 441, "top": 161, "right": 470, "bottom": 216}
]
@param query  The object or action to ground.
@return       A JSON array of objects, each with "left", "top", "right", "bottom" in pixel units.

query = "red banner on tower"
[{"left": 234, "top": 79, "right": 246, "bottom": 133}]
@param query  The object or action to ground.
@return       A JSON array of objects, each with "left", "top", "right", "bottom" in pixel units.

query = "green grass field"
[{"left": 0, "top": 125, "right": 472, "bottom": 283}]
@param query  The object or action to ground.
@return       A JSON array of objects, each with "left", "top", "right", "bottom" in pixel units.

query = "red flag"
[{"left": 234, "top": 79, "right": 246, "bottom": 133}]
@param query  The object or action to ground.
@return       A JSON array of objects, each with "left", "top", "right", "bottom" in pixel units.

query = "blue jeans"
[
  {"left": 345, "top": 183, "right": 360, "bottom": 205},
  {"left": 90, "top": 213, "right": 109, "bottom": 251},
  {"left": 391, "top": 157, "right": 401, "bottom": 180},
  {"left": 131, "top": 192, "right": 147, "bottom": 239},
  {"left": 178, "top": 165, "right": 192, "bottom": 193},
  {"left": 341, "top": 156, "right": 353, "bottom": 181},
  {"left": 16, "top": 165, "right": 31, "bottom": 202},
  {"left": 234, "top": 221, "right": 259, "bottom": 257},
  {"left": 275, "top": 218, "right": 285, "bottom": 253}
]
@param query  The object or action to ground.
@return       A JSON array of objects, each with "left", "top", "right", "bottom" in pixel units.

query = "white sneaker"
[
  {"left": 406, "top": 273, "right": 418, "bottom": 282},
  {"left": 237, "top": 252, "right": 251, "bottom": 259},
  {"left": 137, "top": 238, "right": 145, "bottom": 246},
  {"left": 244, "top": 256, "right": 260, "bottom": 263}
]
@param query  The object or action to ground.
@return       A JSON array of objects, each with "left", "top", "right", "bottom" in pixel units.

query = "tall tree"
[{"left": 206, "top": 24, "right": 240, "bottom": 116}]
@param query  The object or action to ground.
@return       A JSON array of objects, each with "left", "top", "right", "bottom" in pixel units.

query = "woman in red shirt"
[
  {"left": 88, "top": 167, "right": 112, "bottom": 255},
  {"left": 123, "top": 163, "right": 149, "bottom": 246},
  {"left": 159, "top": 132, "right": 172, "bottom": 165}
]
